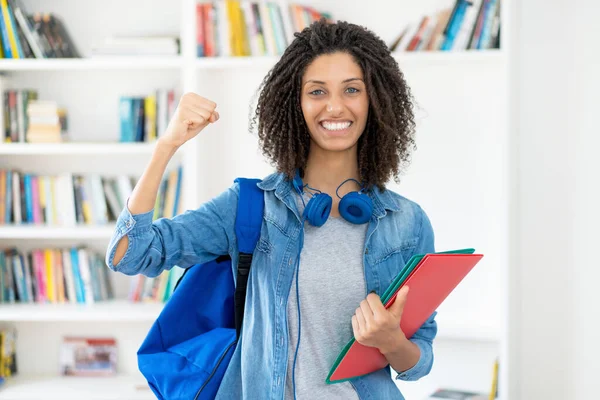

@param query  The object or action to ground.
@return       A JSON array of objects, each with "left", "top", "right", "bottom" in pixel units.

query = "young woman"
[{"left": 106, "top": 20, "right": 437, "bottom": 400}]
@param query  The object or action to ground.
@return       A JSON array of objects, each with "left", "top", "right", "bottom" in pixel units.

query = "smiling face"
[{"left": 301, "top": 52, "right": 369, "bottom": 154}]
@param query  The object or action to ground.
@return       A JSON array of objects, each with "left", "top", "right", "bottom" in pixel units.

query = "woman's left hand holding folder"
[{"left": 351, "top": 286, "right": 410, "bottom": 355}]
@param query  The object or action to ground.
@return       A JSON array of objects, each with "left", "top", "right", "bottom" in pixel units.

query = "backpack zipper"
[{"left": 194, "top": 340, "right": 237, "bottom": 400}]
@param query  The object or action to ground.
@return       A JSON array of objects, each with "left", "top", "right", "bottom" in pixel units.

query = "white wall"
[
  {"left": 572, "top": 2, "right": 600, "bottom": 398},
  {"left": 509, "top": 0, "right": 600, "bottom": 399}
]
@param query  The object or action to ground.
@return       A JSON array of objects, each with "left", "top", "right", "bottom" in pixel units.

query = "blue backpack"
[{"left": 137, "top": 178, "right": 264, "bottom": 400}]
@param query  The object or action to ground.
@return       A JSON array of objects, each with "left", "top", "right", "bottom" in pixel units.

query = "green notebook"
[
  {"left": 380, "top": 248, "right": 476, "bottom": 305},
  {"left": 326, "top": 248, "right": 476, "bottom": 384}
]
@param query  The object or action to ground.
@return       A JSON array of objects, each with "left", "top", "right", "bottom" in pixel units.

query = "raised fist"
[{"left": 161, "top": 92, "right": 219, "bottom": 148}]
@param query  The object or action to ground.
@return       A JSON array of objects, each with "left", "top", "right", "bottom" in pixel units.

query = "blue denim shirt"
[{"left": 106, "top": 172, "right": 437, "bottom": 400}]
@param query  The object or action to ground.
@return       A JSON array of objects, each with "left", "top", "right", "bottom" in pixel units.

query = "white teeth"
[{"left": 321, "top": 121, "right": 351, "bottom": 131}]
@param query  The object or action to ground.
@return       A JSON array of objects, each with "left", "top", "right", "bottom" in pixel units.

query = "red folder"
[{"left": 326, "top": 253, "right": 484, "bottom": 383}]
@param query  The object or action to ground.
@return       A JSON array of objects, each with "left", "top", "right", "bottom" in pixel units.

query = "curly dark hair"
[{"left": 249, "top": 19, "right": 417, "bottom": 190}]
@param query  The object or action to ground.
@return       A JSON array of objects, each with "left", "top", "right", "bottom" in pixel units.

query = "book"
[
  {"left": 59, "top": 337, "right": 117, "bottom": 376},
  {"left": 326, "top": 248, "right": 484, "bottom": 383}
]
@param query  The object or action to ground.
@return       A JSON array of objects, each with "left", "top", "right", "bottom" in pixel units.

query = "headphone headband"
[{"left": 335, "top": 178, "right": 365, "bottom": 199}]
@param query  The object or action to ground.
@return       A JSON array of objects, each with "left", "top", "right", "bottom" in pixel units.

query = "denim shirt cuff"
[
  {"left": 106, "top": 200, "right": 154, "bottom": 270},
  {"left": 118, "top": 201, "right": 155, "bottom": 234},
  {"left": 394, "top": 338, "right": 432, "bottom": 381}
]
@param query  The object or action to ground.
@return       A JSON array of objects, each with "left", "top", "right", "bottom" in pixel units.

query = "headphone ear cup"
[
  {"left": 339, "top": 192, "right": 373, "bottom": 224},
  {"left": 304, "top": 192, "right": 332, "bottom": 227}
]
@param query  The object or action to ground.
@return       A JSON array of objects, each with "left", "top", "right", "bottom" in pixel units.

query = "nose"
[{"left": 326, "top": 96, "right": 343, "bottom": 114}]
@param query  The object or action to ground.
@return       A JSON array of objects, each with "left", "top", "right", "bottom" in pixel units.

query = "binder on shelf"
[{"left": 326, "top": 248, "right": 484, "bottom": 384}]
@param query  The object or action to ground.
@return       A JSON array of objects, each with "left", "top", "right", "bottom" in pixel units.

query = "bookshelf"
[
  {"left": 0, "top": 57, "right": 184, "bottom": 71},
  {"left": 192, "top": 50, "right": 505, "bottom": 69},
  {"left": 1, "top": 375, "right": 153, "bottom": 400},
  {"left": 0, "top": 300, "right": 162, "bottom": 322},
  {"left": 0, "top": 50, "right": 507, "bottom": 71},
  {"left": 0, "top": 0, "right": 509, "bottom": 399},
  {"left": 0, "top": 142, "right": 157, "bottom": 155},
  {"left": 0, "top": 225, "right": 116, "bottom": 240}
]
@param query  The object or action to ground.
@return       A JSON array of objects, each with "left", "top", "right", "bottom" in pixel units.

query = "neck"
[{"left": 303, "top": 143, "right": 360, "bottom": 198}]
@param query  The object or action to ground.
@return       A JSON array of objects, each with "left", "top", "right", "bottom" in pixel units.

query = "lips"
[{"left": 320, "top": 121, "right": 353, "bottom": 131}]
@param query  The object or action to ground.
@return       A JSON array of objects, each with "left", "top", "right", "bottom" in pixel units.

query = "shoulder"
[
  {"left": 378, "top": 186, "right": 435, "bottom": 251},
  {"left": 379, "top": 186, "right": 431, "bottom": 223},
  {"left": 204, "top": 171, "right": 283, "bottom": 213},
  {"left": 256, "top": 171, "right": 287, "bottom": 191}
]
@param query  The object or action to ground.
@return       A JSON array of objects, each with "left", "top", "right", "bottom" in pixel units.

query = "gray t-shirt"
[{"left": 284, "top": 198, "right": 368, "bottom": 399}]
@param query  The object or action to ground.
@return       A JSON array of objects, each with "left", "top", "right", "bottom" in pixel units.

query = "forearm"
[
  {"left": 112, "top": 139, "right": 178, "bottom": 265},
  {"left": 128, "top": 139, "right": 179, "bottom": 214},
  {"left": 380, "top": 332, "right": 421, "bottom": 373}
]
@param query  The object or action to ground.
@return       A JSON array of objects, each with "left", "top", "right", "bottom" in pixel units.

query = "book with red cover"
[{"left": 326, "top": 249, "right": 484, "bottom": 384}]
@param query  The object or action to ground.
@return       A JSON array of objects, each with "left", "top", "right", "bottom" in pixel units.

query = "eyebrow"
[{"left": 304, "top": 77, "right": 364, "bottom": 86}]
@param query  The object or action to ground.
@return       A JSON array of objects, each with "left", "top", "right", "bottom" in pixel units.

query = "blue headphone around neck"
[{"left": 292, "top": 170, "right": 374, "bottom": 226}]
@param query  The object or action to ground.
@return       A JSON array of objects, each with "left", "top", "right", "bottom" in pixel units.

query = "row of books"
[
  {"left": 391, "top": 0, "right": 501, "bottom": 52},
  {"left": 128, "top": 267, "right": 185, "bottom": 303},
  {"left": 119, "top": 89, "right": 177, "bottom": 143},
  {"left": 0, "top": 247, "right": 113, "bottom": 304},
  {"left": 0, "top": 1, "right": 79, "bottom": 59},
  {"left": 196, "top": 0, "right": 332, "bottom": 57},
  {"left": 0, "top": 166, "right": 183, "bottom": 226}
]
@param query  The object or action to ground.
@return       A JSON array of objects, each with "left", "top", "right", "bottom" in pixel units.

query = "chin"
[
  {"left": 320, "top": 140, "right": 359, "bottom": 152},
  {"left": 310, "top": 136, "right": 360, "bottom": 153}
]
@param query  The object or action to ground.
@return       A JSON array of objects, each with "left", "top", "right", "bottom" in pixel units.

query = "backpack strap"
[{"left": 234, "top": 178, "right": 264, "bottom": 339}]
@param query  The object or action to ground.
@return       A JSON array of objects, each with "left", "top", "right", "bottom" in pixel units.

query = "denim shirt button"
[{"left": 126, "top": 220, "right": 132, "bottom": 228}]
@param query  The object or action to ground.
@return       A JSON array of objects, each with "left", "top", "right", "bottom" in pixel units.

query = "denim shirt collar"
[{"left": 257, "top": 172, "right": 402, "bottom": 220}]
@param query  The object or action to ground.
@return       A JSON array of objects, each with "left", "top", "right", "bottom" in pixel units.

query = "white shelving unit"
[
  {"left": 0, "top": 142, "right": 156, "bottom": 155},
  {"left": 0, "top": 57, "right": 183, "bottom": 71},
  {"left": 0, "top": 0, "right": 510, "bottom": 399},
  {"left": 0, "top": 225, "right": 116, "bottom": 240},
  {"left": 0, "top": 300, "right": 162, "bottom": 322},
  {"left": 1, "top": 375, "right": 154, "bottom": 400}
]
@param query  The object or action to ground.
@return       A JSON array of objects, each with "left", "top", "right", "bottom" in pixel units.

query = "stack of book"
[
  {"left": 390, "top": 0, "right": 501, "bottom": 52},
  {"left": 25, "top": 100, "right": 67, "bottom": 143},
  {"left": 195, "top": 0, "right": 333, "bottom": 57}
]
